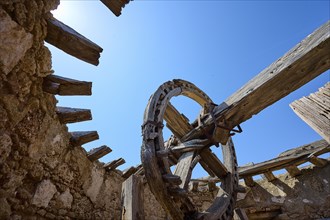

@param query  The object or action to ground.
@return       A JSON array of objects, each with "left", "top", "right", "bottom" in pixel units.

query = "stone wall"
[
  {"left": 237, "top": 163, "right": 330, "bottom": 220},
  {"left": 0, "top": 1, "right": 124, "bottom": 219}
]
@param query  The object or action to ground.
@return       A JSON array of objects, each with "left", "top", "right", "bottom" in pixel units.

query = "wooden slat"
[
  {"left": 46, "top": 16, "right": 102, "bottom": 65},
  {"left": 43, "top": 75, "right": 92, "bottom": 96},
  {"left": 173, "top": 152, "right": 194, "bottom": 189},
  {"left": 199, "top": 149, "right": 228, "bottom": 179},
  {"left": 285, "top": 165, "right": 302, "bottom": 177},
  {"left": 104, "top": 158, "right": 125, "bottom": 170},
  {"left": 121, "top": 174, "right": 144, "bottom": 220},
  {"left": 70, "top": 131, "right": 99, "bottom": 147},
  {"left": 182, "top": 21, "right": 330, "bottom": 145},
  {"left": 87, "top": 145, "right": 112, "bottom": 161},
  {"left": 290, "top": 83, "right": 330, "bottom": 143},
  {"left": 101, "top": 0, "right": 130, "bottom": 17},
  {"left": 262, "top": 171, "right": 276, "bottom": 182},
  {"left": 239, "top": 140, "right": 329, "bottom": 178},
  {"left": 56, "top": 107, "right": 92, "bottom": 124}
]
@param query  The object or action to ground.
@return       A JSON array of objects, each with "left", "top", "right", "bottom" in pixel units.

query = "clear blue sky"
[{"left": 49, "top": 1, "right": 329, "bottom": 176}]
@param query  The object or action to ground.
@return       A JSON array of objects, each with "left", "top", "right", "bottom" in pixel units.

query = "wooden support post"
[
  {"left": 262, "top": 171, "right": 276, "bottom": 182},
  {"left": 191, "top": 181, "right": 199, "bottom": 192},
  {"left": 208, "top": 181, "right": 217, "bottom": 192},
  {"left": 70, "top": 131, "right": 99, "bottom": 147},
  {"left": 43, "top": 75, "right": 92, "bottom": 96},
  {"left": 104, "top": 158, "right": 125, "bottom": 170},
  {"left": 182, "top": 21, "right": 330, "bottom": 145},
  {"left": 101, "top": 0, "right": 130, "bottom": 17},
  {"left": 46, "top": 16, "right": 102, "bottom": 65},
  {"left": 87, "top": 145, "right": 112, "bottom": 161},
  {"left": 244, "top": 176, "right": 255, "bottom": 187},
  {"left": 290, "top": 83, "right": 330, "bottom": 143},
  {"left": 121, "top": 174, "right": 144, "bottom": 220},
  {"left": 285, "top": 165, "right": 302, "bottom": 177},
  {"left": 56, "top": 107, "right": 92, "bottom": 124},
  {"left": 308, "top": 154, "right": 328, "bottom": 167}
]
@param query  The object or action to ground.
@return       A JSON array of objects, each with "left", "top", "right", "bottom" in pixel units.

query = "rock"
[
  {"left": 0, "top": 198, "right": 11, "bottom": 219},
  {"left": 83, "top": 165, "right": 104, "bottom": 203},
  {"left": 0, "top": 8, "right": 33, "bottom": 74},
  {"left": 56, "top": 188, "right": 73, "bottom": 209},
  {"left": 31, "top": 179, "right": 57, "bottom": 208},
  {"left": 0, "top": 133, "right": 12, "bottom": 164}
]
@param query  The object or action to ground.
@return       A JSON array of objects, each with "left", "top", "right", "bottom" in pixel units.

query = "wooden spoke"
[{"left": 141, "top": 80, "right": 238, "bottom": 220}]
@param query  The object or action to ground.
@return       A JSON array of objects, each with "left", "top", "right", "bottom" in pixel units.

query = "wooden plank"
[
  {"left": 208, "top": 182, "right": 217, "bottom": 192},
  {"left": 70, "top": 131, "right": 99, "bottom": 147},
  {"left": 173, "top": 152, "right": 194, "bottom": 189},
  {"left": 43, "top": 75, "right": 92, "bottom": 96},
  {"left": 56, "top": 107, "right": 92, "bottom": 124},
  {"left": 199, "top": 149, "right": 228, "bottom": 179},
  {"left": 101, "top": 0, "right": 130, "bottom": 17},
  {"left": 191, "top": 181, "right": 199, "bottom": 192},
  {"left": 164, "top": 102, "right": 193, "bottom": 139},
  {"left": 262, "top": 171, "right": 276, "bottom": 182},
  {"left": 285, "top": 165, "right": 302, "bottom": 177},
  {"left": 182, "top": 21, "right": 330, "bottom": 145},
  {"left": 290, "top": 83, "right": 330, "bottom": 143},
  {"left": 45, "top": 17, "right": 102, "bottom": 65},
  {"left": 239, "top": 140, "right": 329, "bottom": 178},
  {"left": 121, "top": 174, "right": 144, "bottom": 220},
  {"left": 104, "top": 158, "right": 125, "bottom": 170},
  {"left": 87, "top": 145, "right": 112, "bottom": 161}
]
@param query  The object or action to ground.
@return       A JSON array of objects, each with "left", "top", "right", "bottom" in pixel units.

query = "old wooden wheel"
[{"left": 141, "top": 79, "right": 238, "bottom": 220}]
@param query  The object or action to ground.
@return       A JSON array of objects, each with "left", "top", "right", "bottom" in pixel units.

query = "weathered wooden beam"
[
  {"left": 285, "top": 165, "right": 302, "bottom": 177},
  {"left": 174, "top": 152, "right": 194, "bottom": 189},
  {"left": 70, "top": 131, "right": 99, "bottom": 147},
  {"left": 100, "top": 0, "right": 130, "bottom": 17},
  {"left": 104, "top": 158, "right": 125, "bottom": 170},
  {"left": 199, "top": 149, "right": 228, "bottom": 178},
  {"left": 308, "top": 154, "right": 328, "bottom": 167},
  {"left": 262, "top": 171, "right": 276, "bottom": 182},
  {"left": 56, "top": 107, "right": 92, "bottom": 124},
  {"left": 243, "top": 176, "right": 255, "bottom": 187},
  {"left": 164, "top": 102, "right": 193, "bottom": 139},
  {"left": 122, "top": 166, "right": 138, "bottom": 180},
  {"left": 182, "top": 21, "right": 330, "bottom": 145},
  {"left": 87, "top": 145, "right": 112, "bottom": 161},
  {"left": 46, "top": 16, "right": 102, "bottom": 65},
  {"left": 208, "top": 181, "right": 217, "bottom": 192},
  {"left": 239, "top": 140, "right": 329, "bottom": 178},
  {"left": 290, "top": 83, "right": 330, "bottom": 143},
  {"left": 121, "top": 174, "right": 145, "bottom": 220},
  {"left": 191, "top": 181, "right": 199, "bottom": 192},
  {"left": 43, "top": 75, "right": 92, "bottom": 96},
  {"left": 163, "top": 174, "right": 182, "bottom": 186},
  {"left": 234, "top": 208, "right": 249, "bottom": 220}
]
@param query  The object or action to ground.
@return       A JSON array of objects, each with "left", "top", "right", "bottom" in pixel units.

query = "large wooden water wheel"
[{"left": 141, "top": 79, "right": 238, "bottom": 220}]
